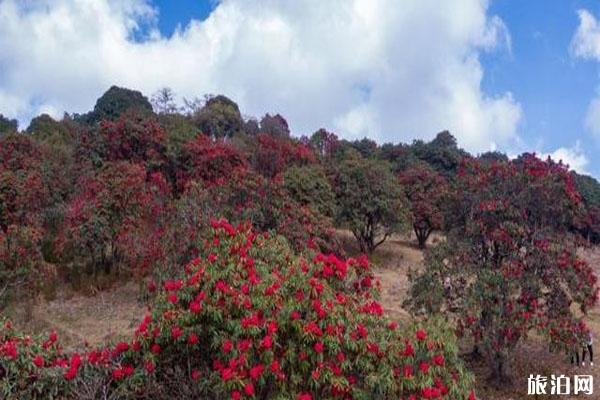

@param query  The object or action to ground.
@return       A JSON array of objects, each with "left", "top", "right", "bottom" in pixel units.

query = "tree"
[
  {"left": 78, "top": 86, "right": 154, "bottom": 125},
  {"left": 56, "top": 162, "right": 156, "bottom": 275},
  {"left": 0, "top": 114, "right": 18, "bottom": 136},
  {"left": 77, "top": 113, "right": 167, "bottom": 171},
  {"left": 151, "top": 87, "right": 178, "bottom": 114},
  {"left": 478, "top": 151, "right": 509, "bottom": 165},
  {"left": 399, "top": 164, "right": 448, "bottom": 248},
  {"left": 192, "top": 95, "right": 243, "bottom": 138},
  {"left": 0, "top": 135, "right": 51, "bottom": 305},
  {"left": 176, "top": 135, "right": 247, "bottom": 191},
  {"left": 334, "top": 156, "right": 409, "bottom": 253},
  {"left": 259, "top": 113, "right": 290, "bottom": 137},
  {"left": 411, "top": 131, "right": 469, "bottom": 178},
  {"left": 283, "top": 165, "right": 336, "bottom": 218},
  {"left": 309, "top": 128, "right": 339, "bottom": 159},
  {"left": 251, "top": 134, "right": 315, "bottom": 178},
  {"left": 243, "top": 118, "right": 260, "bottom": 136},
  {"left": 573, "top": 172, "right": 600, "bottom": 242},
  {"left": 406, "top": 155, "right": 598, "bottom": 385}
]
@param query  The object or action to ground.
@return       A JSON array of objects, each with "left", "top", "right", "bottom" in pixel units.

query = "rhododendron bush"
[
  {"left": 406, "top": 155, "right": 599, "bottom": 385},
  {"left": 55, "top": 161, "right": 169, "bottom": 276},
  {"left": 1, "top": 221, "right": 473, "bottom": 399},
  {"left": 398, "top": 164, "right": 448, "bottom": 249}
]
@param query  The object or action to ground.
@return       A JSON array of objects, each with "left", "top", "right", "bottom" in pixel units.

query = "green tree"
[
  {"left": 411, "top": 131, "right": 469, "bottom": 178},
  {"left": 192, "top": 95, "right": 243, "bottom": 138},
  {"left": 78, "top": 86, "right": 153, "bottom": 125},
  {"left": 283, "top": 165, "right": 336, "bottom": 217},
  {"left": 259, "top": 113, "right": 290, "bottom": 137},
  {"left": 0, "top": 114, "right": 18, "bottom": 136},
  {"left": 334, "top": 156, "right": 409, "bottom": 253}
]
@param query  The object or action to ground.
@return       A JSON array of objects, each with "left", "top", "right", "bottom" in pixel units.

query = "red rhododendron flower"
[
  {"left": 297, "top": 393, "right": 312, "bottom": 400},
  {"left": 433, "top": 354, "right": 445, "bottom": 366},
  {"left": 189, "top": 301, "right": 202, "bottom": 314},
  {"left": 33, "top": 355, "right": 44, "bottom": 368},
  {"left": 314, "top": 342, "right": 324, "bottom": 353},
  {"left": 187, "top": 333, "right": 199, "bottom": 345},
  {"left": 419, "top": 361, "right": 430, "bottom": 374},
  {"left": 416, "top": 329, "right": 427, "bottom": 341},
  {"left": 144, "top": 360, "right": 155, "bottom": 373},
  {"left": 244, "top": 382, "right": 255, "bottom": 396},
  {"left": 223, "top": 340, "right": 233, "bottom": 353},
  {"left": 171, "top": 326, "right": 183, "bottom": 340},
  {"left": 191, "top": 369, "right": 201, "bottom": 381},
  {"left": 250, "top": 363, "right": 264, "bottom": 380}
]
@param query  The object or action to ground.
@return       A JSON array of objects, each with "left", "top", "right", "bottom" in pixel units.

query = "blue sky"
[
  {"left": 481, "top": 0, "right": 600, "bottom": 175},
  {"left": 3, "top": 0, "right": 600, "bottom": 176},
  {"left": 151, "top": 0, "right": 215, "bottom": 37}
]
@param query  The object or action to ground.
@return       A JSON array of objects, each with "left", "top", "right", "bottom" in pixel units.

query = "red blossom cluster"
[{"left": 1, "top": 220, "right": 473, "bottom": 398}]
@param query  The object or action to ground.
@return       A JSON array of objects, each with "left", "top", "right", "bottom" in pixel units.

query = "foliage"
[
  {"left": 334, "top": 156, "right": 409, "bottom": 253},
  {"left": 176, "top": 135, "right": 248, "bottom": 191},
  {"left": 193, "top": 95, "right": 244, "bottom": 139},
  {"left": 309, "top": 129, "right": 340, "bottom": 160},
  {"left": 406, "top": 155, "right": 598, "bottom": 384},
  {"left": 77, "top": 113, "right": 167, "bottom": 172},
  {"left": 78, "top": 86, "right": 154, "bottom": 126},
  {"left": 0, "top": 114, "right": 18, "bottom": 136},
  {"left": 259, "top": 113, "right": 290, "bottom": 137},
  {"left": 283, "top": 165, "right": 336, "bottom": 218},
  {"left": 398, "top": 164, "right": 448, "bottom": 248},
  {"left": 55, "top": 162, "right": 164, "bottom": 275},
  {"left": 412, "top": 131, "right": 469, "bottom": 178},
  {"left": 0, "top": 222, "right": 474, "bottom": 399},
  {"left": 0, "top": 135, "right": 54, "bottom": 305},
  {"left": 251, "top": 134, "right": 315, "bottom": 178}
]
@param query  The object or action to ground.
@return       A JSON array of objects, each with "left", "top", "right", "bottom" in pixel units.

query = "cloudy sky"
[{"left": 1, "top": 0, "right": 600, "bottom": 176}]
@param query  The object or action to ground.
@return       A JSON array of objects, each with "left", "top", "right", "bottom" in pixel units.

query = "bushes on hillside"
[
  {"left": 0, "top": 221, "right": 474, "bottom": 399},
  {"left": 406, "top": 155, "right": 598, "bottom": 385}
]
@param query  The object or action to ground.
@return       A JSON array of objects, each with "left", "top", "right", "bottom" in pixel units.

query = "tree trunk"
[
  {"left": 414, "top": 225, "right": 431, "bottom": 249},
  {"left": 487, "top": 350, "right": 512, "bottom": 388}
]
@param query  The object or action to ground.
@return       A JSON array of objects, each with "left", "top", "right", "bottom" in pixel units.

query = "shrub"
[
  {"left": 1, "top": 221, "right": 474, "bottom": 399},
  {"left": 406, "top": 155, "right": 598, "bottom": 385},
  {"left": 398, "top": 164, "right": 448, "bottom": 248}
]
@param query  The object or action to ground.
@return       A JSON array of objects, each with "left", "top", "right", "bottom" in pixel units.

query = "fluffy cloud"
[
  {"left": 541, "top": 141, "right": 589, "bottom": 174},
  {"left": 0, "top": 0, "right": 521, "bottom": 152},
  {"left": 571, "top": 9, "right": 600, "bottom": 139}
]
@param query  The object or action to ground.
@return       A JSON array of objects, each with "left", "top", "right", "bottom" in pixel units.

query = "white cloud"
[
  {"left": 0, "top": 0, "right": 521, "bottom": 152},
  {"left": 541, "top": 141, "right": 589, "bottom": 174},
  {"left": 571, "top": 9, "right": 600, "bottom": 140}
]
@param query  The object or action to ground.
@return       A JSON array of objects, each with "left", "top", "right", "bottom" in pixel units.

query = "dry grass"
[{"left": 4, "top": 281, "right": 146, "bottom": 351}]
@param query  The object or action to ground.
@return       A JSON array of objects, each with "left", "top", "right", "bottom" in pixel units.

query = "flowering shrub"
[
  {"left": 76, "top": 113, "right": 167, "bottom": 171},
  {"left": 251, "top": 134, "right": 315, "bottom": 178},
  {"left": 398, "top": 164, "right": 448, "bottom": 248},
  {"left": 407, "top": 155, "right": 598, "bottom": 385},
  {"left": 176, "top": 135, "right": 248, "bottom": 191},
  {"left": 1, "top": 220, "right": 473, "bottom": 399},
  {"left": 55, "top": 162, "right": 169, "bottom": 276}
]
